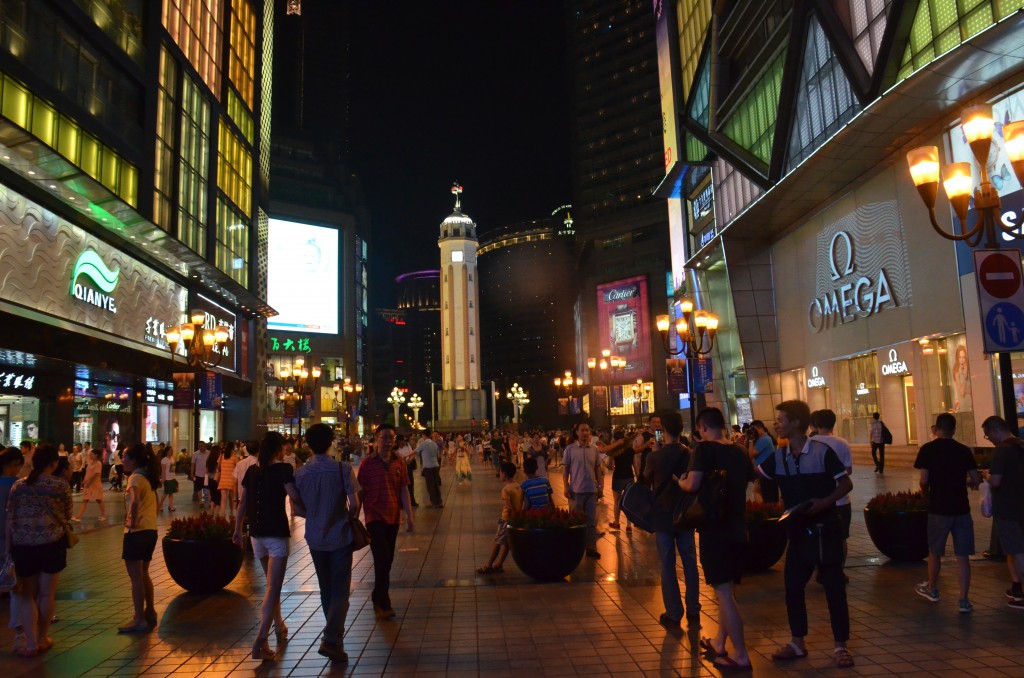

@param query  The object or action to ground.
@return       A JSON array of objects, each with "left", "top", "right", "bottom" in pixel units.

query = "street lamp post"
[
  {"left": 387, "top": 387, "right": 406, "bottom": 427},
  {"left": 408, "top": 393, "right": 424, "bottom": 428},
  {"left": 554, "top": 370, "right": 584, "bottom": 423},
  {"left": 166, "top": 311, "right": 232, "bottom": 450},
  {"left": 656, "top": 300, "right": 719, "bottom": 434},
  {"left": 507, "top": 383, "right": 529, "bottom": 427},
  {"left": 332, "top": 377, "right": 363, "bottom": 438},
  {"left": 907, "top": 106, "right": 1024, "bottom": 435},
  {"left": 275, "top": 357, "right": 322, "bottom": 438},
  {"left": 587, "top": 350, "right": 624, "bottom": 428}
]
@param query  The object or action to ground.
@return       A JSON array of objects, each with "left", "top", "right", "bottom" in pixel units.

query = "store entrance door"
[{"left": 903, "top": 375, "right": 917, "bottom": 444}]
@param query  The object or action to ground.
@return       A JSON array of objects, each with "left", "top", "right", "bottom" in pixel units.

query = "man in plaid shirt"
[{"left": 358, "top": 424, "right": 414, "bottom": 619}]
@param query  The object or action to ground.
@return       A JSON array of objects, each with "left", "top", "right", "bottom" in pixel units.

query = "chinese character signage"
[
  {"left": 270, "top": 336, "right": 313, "bottom": 353},
  {"left": 595, "top": 276, "right": 652, "bottom": 380},
  {"left": 693, "top": 357, "right": 714, "bottom": 394},
  {"left": 0, "top": 183, "right": 187, "bottom": 350},
  {"left": 0, "top": 371, "right": 35, "bottom": 392},
  {"left": 198, "top": 372, "right": 223, "bottom": 409}
]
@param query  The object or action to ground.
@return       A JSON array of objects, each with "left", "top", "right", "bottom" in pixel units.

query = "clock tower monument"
[{"left": 436, "top": 183, "right": 487, "bottom": 430}]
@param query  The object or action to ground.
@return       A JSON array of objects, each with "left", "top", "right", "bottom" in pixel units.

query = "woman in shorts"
[
  {"left": 158, "top": 446, "right": 178, "bottom": 512},
  {"left": 6, "top": 444, "right": 71, "bottom": 656},
  {"left": 234, "top": 431, "right": 305, "bottom": 661},
  {"left": 117, "top": 444, "right": 161, "bottom": 634}
]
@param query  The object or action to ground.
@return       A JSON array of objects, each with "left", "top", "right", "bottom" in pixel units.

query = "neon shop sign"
[
  {"left": 806, "top": 366, "right": 826, "bottom": 388},
  {"left": 808, "top": 231, "right": 894, "bottom": 333}
]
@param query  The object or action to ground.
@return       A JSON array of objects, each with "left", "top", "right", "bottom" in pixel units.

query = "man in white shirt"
[
  {"left": 191, "top": 442, "right": 208, "bottom": 505},
  {"left": 811, "top": 409, "right": 854, "bottom": 575},
  {"left": 562, "top": 421, "right": 602, "bottom": 559}
]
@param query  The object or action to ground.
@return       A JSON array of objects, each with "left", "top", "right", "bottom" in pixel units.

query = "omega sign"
[
  {"left": 808, "top": 230, "right": 895, "bottom": 333},
  {"left": 806, "top": 366, "right": 826, "bottom": 388},
  {"left": 881, "top": 348, "right": 909, "bottom": 376}
]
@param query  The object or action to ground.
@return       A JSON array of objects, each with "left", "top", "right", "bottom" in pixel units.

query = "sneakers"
[
  {"left": 1008, "top": 599, "right": 1024, "bottom": 610},
  {"left": 914, "top": 582, "right": 939, "bottom": 602},
  {"left": 1006, "top": 587, "right": 1024, "bottom": 602},
  {"left": 958, "top": 599, "right": 973, "bottom": 614}
]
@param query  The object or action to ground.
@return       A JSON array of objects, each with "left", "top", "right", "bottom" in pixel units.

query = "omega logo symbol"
[
  {"left": 881, "top": 348, "right": 909, "bottom": 376},
  {"left": 829, "top": 231, "right": 855, "bottom": 281},
  {"left": 806, "top": 365, "right": 826, "bottom": 388}
]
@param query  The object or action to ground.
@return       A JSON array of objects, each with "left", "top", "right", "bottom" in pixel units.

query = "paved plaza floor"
[{"left": 0, "top": 456, "right": 1019, "bottom": 677}]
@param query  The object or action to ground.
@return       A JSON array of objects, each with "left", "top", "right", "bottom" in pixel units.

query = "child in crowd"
[
  {"left": 520, "top": 458, "right": 553, "bottom": 510},
  {"left": 476, "top": 462, "right": 522, "bottom": 574}
]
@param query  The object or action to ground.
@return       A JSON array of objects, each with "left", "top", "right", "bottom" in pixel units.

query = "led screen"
[{"left": 267, "top": 218, "right": 340, "bottom": 334}]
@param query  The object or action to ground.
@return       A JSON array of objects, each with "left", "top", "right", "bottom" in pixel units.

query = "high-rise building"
[
  {"left": 0, "top": 0, "right": 274, "bottom": 451},
  {"left": 397, "top": 270, "right": 442, "bottom": 420},
  {"left": 651, "top": 1, "right": 1024, "bottom": 445},
  {"left": 568, "top": 0, "right": 672, "bottom": 428},
  {"left": 478, "top": 210, "right": 575, "bottom": 428},
  {"left": 436, "top": 184, "right": 487, "bottom": 429},
  {"left": 262, "top": 2, "right": 371, "bottom": 438}
]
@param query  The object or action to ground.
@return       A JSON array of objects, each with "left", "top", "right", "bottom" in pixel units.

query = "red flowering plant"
[
  {"left": 745, "top": 500, "right": 784, "bottom": 522},
  {"left": 507, "top": 507, "right": 586, "bottom": 530},
  {"left": 865, "top": 491, "right": 928, "bottom": 513},
  {"left": 165, "top": 512, "right": 235, "bottom": 540}
]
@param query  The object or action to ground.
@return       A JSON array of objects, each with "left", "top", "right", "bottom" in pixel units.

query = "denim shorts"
[
  {"left": 996, "top": 518, "right": 1024, "bottom": 555},
  {"left": 251, "top": 535, "right": 290, "bottom": 559},
  {"left": 927, "top": 513, "right": 975, "bottom": 557}
]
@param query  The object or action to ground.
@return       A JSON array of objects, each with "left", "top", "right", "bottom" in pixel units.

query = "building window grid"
[
  {"left": 72, "top": 0, "right": 145, "bottom": 63},
  {"left": 177, "top": 74, "right": 210, "bottom": 256},
  {"left": 217, "top": 117, "right": 252, "bottom": 217},
  {"left": 215, "top": 197, "right": 248, "bottom": 286},
  {"left": 713, "top": 157, "right": 763, "bottom": 227},
  {"left": 897, "top": 0, "right": 1024, "bottom": 81},
  {"left": 161, "top": 0, "right": 224, "bottom": 99},
  {"left": 786, "top": 17, "right": 860, "bottom": 171},
  {"left": 227, "top": 88, "right": 254, "bottom": 145},
  {"left": 228, "top": 0, "right": 256, "bottom": 109},
  {"left": 0, "top": 72, "right": 138, "bottom": 206},
  {"left": 675, "top": 0, "right": 712, "bottom": 102},
  {"left": 154, "top": 47, "right": 178, "bottom": 230},
  {"left": 846, "top": 0, "right": 892, "bottom": 74},
  {"left": 722, "top": 48, "right": 786, "bottom": 165}
]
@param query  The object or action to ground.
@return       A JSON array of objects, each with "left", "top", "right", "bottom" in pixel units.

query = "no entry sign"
[{"left": 975, "top": 249, "right": 1024, "bottom": 353}]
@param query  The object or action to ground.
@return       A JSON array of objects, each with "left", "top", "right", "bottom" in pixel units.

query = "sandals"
[
  {"left": 476, "top": 566, "right": 495, "bottom": 574},
  {"left": 274, "top": 622, "right": 288, "bottom": 642},
  {"left": 699, "top": 636, "right": 728, "bottom": 658},
  {"left": 713, "top": 656, "right": 752, "bottom": 673},
  {"left": 771, "top": 642, "right": 808, "bottom": 661},
  {"left": 834, "top": 647, "right": 855, "bottom": 668}
]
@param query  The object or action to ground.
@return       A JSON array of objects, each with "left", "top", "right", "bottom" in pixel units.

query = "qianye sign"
[
  {"left": 0, "top": 183, "right": 187, "bottom": 350},
  {"left": 880, "top": 348, "right": 909, "bottom": 376},
  {"left": 807, "top": 202, "right": 912, "bottom": 333}
]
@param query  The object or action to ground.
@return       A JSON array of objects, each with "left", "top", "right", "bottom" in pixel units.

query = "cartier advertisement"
[{"left": 596, "top": 276, "right": 652, "bottom": 381}]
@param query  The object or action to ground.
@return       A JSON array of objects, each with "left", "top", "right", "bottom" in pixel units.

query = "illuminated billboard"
[
  {"left": 596, "top": 276, "right": 652, "bottom": 381},
  {"left": 267, "top": 218, "right": 339, "bottom": 334}
]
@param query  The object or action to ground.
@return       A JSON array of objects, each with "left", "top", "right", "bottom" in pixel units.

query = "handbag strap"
[{"left": 337, "top": 462, "right": 352, "bottom": 518}]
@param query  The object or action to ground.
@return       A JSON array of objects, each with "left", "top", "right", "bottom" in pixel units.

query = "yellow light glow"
[
  {"left": 300, "top": 369, "right": 309, "bottom": 379},
  {"left": 694, "top": 310, "right": 709, "bottom": 329},
  {"left": 706, "top": 315, "right": 719, "bottom": 332},
  {"left": 1006, "top": 121, "right": 1024, "bottom": 162},
  {"left": 576, "top": 378, "right": 583, "bottom": 386},
  {"left": 166, "top": 326, "right": 181, "bottom": 345},
  {"left": 312, "top": 366, "right": 322, "bottom": 379},
  {"left": 554, "top": 378, "right": 562, "bottom": 387},
  {"left": 191, "top": 311, "right": 206, "bottom": 326},
  {"left": 280, "top": 368, "right": 291, "bottom": 379},
  {"left": 295, "top": 357, "right": 305, "bottom": 368},
  {"left": 943, "top": 162, "right": 973, "bottom": 200},
  {"left": 564, "top": 370, "right": 572, "bottom": 380},
  {"left": 356, "top": 384, "right": 363, "bottom": 392},
  {"left": 676, "top": 317, "right": 688, "bottom": 336},
  {"left": 202, "top": 330, "right": 215, "bottom": 346},
  {"left": 656, "top": 314, "right": 670, "bottom": 333},
  {"left": 907, "top": 146, "right": 940, "bottom": 187},
  {"left": 587, "top": 357, "right": 596, "bottom": 369},
  {"left": 214, "top": 326, "right": 229, "bottom": 344},
  {"left": 180, "top": 323, "right": 195, "bottom": 342},
  {"left": 601, "top": 348, "right": 611, "bottom": 358},
  {"left": 333, "top": 383, "right": 341, "bottom": 392},
  {"left": 680, "top": 298, "right": 694, "bottom": 314},
  {"left": 961, "top": 104, "right": 994, "bottom": 144},
  {"left": 599, "top": 359, "right": 608, "bottom": 370}
]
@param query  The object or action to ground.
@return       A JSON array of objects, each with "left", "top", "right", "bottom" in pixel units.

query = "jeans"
[
  {"left": 871, "top": 442, "right": 885, "bottom": 473},
  {"left": 572, "top": 492, "right": 597, "bottom": 550},
  {"left": 309, "top": 543, "right": 354, "bottom": 646},
  {"left": 784, "top": 535, "right": 849, "bottom": 642},
  {"left": 367, "top": 520, "right": 400, "bottom": 610},
  {"left": 655, "top": 529, "right": 701, "bottom": 621},
  {"left": 423, "top": 467, "right": 442, "bottom": 506}
]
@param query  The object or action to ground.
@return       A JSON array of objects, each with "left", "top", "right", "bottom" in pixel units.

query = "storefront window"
[
  {"left": 0, "top": 396, "right": 39, "bottom": 446},
  {"left": 834, "top": 353, "right": 878, "bottom": 443},
  {"left": 920, "top": 334, "right": 975, "bottom": 444}
]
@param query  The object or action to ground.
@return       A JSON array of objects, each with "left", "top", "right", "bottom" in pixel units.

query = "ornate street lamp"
[
  {"left": 587, "top": 350, "right": 624, "bottom": 425},
  {"left": 387, "top": 387, "right": 406, "bottom": 427},
  {"left": 332, "top": 376, "right": 362, "bottom": 438},
  {"left": 165, "top": 310, "right": 232, "bottom": 450},
  {"left": 275, "top": 357, "right": 322, "bottom": 437},
  {"left": 507, "top": 383, "right": 529, "bottom": 425},
  {"left": 554, "top": 370, "right": 584, "bottom": 419},
  {"left": 656, "top": 298, "right": 718, "bottom": 357},
  {"left": 408, "top": 393, "right": 424, "bottom": 428}
]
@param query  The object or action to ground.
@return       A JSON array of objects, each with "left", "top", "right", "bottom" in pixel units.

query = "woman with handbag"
[
  {"left": 117, "top": 444, "right": 161, "bottom": 634},
  {"left": 5, "top": 444, "right": 71, "bottom": 656},
  {"left": 158, "top": 446, "right": 178, "bottom": 512},
  {"left": 234, "top": 431, "right": 306, "bottom": 661}
]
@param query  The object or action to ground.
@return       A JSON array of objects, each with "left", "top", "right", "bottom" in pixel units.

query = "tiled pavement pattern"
[{"left": 0, "top": 456, "right": 1020, "bottom": 677}]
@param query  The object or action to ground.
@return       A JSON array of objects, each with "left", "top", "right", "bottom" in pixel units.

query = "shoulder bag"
[
  {"left": 338, "top": 462, "right": 370, "bottom": 551},
  {"left": 673, "top": 442, "right": 728, "bottom": 531}
]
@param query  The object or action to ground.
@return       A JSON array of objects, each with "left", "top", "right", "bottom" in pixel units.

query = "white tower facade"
[{"left": 436, "top": 183, "right": 487, "bottom": 429}]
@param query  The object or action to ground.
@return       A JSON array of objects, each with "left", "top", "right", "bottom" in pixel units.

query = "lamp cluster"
[
  {"left": 907, "top": 104, "right": 1024, "bottom": 246},
  {"left": 657, "top": 298, "right": 718, "bottom": 358},
  {"left": 165, "top": 311, "right": 231, "bottom": 369},
  {"left": 278, "top": 357, "right": 322, "bottom": 404}
]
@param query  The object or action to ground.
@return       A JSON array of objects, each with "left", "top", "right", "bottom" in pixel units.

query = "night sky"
[{"left": 348, "top": 1, "right": 572, "bottom": 301}]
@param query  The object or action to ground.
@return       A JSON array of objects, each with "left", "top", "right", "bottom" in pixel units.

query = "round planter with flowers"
[
  {"left": 863, "top": 491, "right": 929, "bottom": 562},
  {"left": 507, "top": 508, "right": 587, "bottom": 581},
  {"left": 162, "top": 513, "right": 244, "bottom": 593}
]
